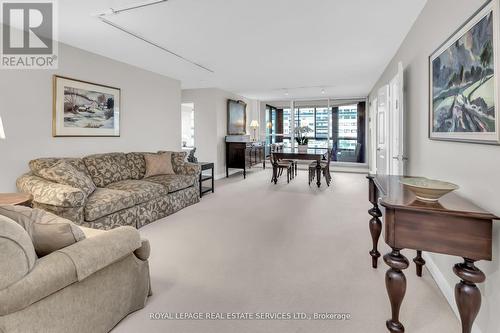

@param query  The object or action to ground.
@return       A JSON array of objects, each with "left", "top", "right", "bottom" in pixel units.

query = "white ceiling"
[{"left": 58, "top": 0, "right": 427, "bottom": 101}]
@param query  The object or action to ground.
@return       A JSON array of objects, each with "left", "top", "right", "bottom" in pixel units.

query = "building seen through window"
[{"left": 337, "top": 105, "right": 358, "bottom": 150}]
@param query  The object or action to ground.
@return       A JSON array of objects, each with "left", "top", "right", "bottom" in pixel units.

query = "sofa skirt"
[
  {"left": 0, "top": 254, "right": 150, "bottom": 333},
  {"left": 79, "top": 186, "right": 200, "bottom": 230}
]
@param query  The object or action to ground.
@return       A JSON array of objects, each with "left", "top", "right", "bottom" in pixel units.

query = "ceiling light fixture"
[
  {"left": 321, "top": 89, "right": 326, "bottom": 94},
  {"left": 284, "top": 90, "right": 289, "bottom": 96},
  {"left": 96, "top": 0, "right": 214, "bottom": 73}
]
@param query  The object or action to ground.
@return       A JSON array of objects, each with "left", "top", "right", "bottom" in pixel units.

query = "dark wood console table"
[
  {"left": 367, "top": 174, "right": 497, "bottom": 333},
  {"left": 225, "top": 139, "right": 265, "bottom": 178}
]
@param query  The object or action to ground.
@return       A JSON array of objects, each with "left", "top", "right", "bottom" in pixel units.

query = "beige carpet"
[{"left": 112, "top": 168, "right": 459, "bottom": 333}]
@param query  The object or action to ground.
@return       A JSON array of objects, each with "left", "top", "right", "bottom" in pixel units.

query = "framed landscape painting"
[
  {"left": 53, "top": 76, "right": 120, "bottom": 137},
  {"left": 429, "top": 1, "right": 500, "bottom": 144}
]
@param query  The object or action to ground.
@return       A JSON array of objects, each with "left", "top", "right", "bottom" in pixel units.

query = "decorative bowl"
[{"left": 400, "top": 177, "right": 459, "bottom": 202}]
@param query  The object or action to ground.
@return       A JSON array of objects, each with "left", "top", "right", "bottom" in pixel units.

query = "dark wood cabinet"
[{"left": 225, "top": 138, "right": 265, "bottom": 178}]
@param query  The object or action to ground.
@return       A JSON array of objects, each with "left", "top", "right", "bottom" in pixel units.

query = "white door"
[
  {"left": 389, "top": 62, "right": 407, "bottom": 175},
  {"left": 369, "top": 98, "right": 377, "bottom": 174},
  {"left": 376, "top": 85, "right": 389, "bottom": 175}
]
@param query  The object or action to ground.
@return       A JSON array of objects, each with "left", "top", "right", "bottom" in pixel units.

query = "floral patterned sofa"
[{"left": 17, "top": 151, "right": 200, "bottom": 230}]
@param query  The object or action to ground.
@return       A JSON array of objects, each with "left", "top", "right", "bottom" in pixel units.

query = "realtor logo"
[{"left": 1, "top": 0, "right": 58, "bottom": 69}]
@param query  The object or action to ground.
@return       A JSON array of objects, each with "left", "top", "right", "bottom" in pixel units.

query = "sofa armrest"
[
  {"left": 56, "top": 226, "right": 142, "bottom": 281},
  {"left": 17, "top": 173, "right": 86, "bottom": 208},
  {"left": 80, "top": 226, "right": 149, "bottom": 261},
  {"left": 0, "top": 252, "right": 77, "bottom": 316},
  {"left": 134, "top": 239, "right": 150, "bottom": 261},
  {"left": 175, "top": 162, "right": 201, "bottom": 176}
]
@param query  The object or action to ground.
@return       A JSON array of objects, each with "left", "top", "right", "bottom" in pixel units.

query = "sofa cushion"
[
  {"left": 158, "top": 151, "right": 187, "bottom": 173},
  {"left": 0, "top": 215, "right": 37, "bottom": 289},
  {"left": 0, "top": 205, "right": 86, "bottom": 257},
  {"left": 85, "top": 188, "right": 136, "bottom": 221},
  {"left": 37, "top": 160, "right": 96, "bottom": 197},
  {"left": 106, "top": 180, "right": 167, "bottom": 204},
  {"left": 83, "top": 153, "right": 131, "bottom": 187},
  {"left": 144, "top": 152, "right": 175, "bottom": 178},
  {"left": 126, "top": 152, "right": 147, "bottom": 180},
  {"left": 29, "top": 158, "right": 90, "bottom": 177},
  {"left": 144, "top": 174, "right": 197, "bottom": 193}
]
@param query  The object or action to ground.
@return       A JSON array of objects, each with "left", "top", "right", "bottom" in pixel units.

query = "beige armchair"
[{"left": 0, "top": 209, "right": 151, "bottom": 333}]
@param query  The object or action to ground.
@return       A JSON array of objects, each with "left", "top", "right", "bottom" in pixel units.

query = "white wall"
[
  {"left": 369, "top": 1, "right": 499, "bottom": 332},
  {"left": 0, "top": 42, "right": 181, "bottom": 192},
  {"left": 182, "top": 88, "right": 259, "bottom": 178}
]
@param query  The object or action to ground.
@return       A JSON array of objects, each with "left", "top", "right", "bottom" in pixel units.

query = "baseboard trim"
[
  {"left": 423, "top": 253, "right": 482, "bottom": 333},
  {"left": 215, "top": 169, "right": 241, "bottom": 180}
]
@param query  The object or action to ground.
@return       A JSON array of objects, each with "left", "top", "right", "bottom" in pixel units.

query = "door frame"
[{"left": 388, "top": 62, "right": 406, "bottom": 176}]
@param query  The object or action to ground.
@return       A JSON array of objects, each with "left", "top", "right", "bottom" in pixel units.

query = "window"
[
  {"left": 295, "top": 107, "right": 315, "bottom": 138},
  {"left": 283, "top": 108, "right": 292, "bottom": 147},
  {"left": 267, "top": 100, "right": 366, "bottom": 163},
  {"left": 181, "top": 103, "right": 194, "bottom": 148},
  {"left": 337, "top": 104, "right": 358, "bottom": 151},
  {"left": 294, "top": 105, "right": 330, "bottom": 148},
  {"left": 315, "top": 107, "right": 330, "bottom": 139}
]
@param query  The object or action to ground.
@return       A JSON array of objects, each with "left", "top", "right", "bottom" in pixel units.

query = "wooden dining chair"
[
  {"left": 282, "top": 158, "right": 298, "bottom": 177},
  {"left": 308, "top": 148, "right": 333, "bottom": 186},
  {"left": 270, "top": 153, "right": 293, "bottom": 184}
]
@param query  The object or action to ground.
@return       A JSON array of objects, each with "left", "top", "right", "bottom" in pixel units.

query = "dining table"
[{"left": 270, "top": 147, "right": 328, "bottom": 187}]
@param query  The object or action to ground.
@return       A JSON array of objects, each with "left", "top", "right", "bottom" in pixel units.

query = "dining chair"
[
  {"left": 308, "top": 148, "right": 333, "bottom": 186},
  {"left": 270, "top": 153, "right": 293, "bottom": 184},
  {"left": 282, "top": 158, "right": 298, "bottom": 177}
]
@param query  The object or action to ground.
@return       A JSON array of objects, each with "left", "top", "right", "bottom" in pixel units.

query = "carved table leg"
[
  {"left": 384, "top": 248, "right": 409, "bottom": 332},
  {"left": 453, "top": 258, "right": 485, "bottom": 333},
  {"left": 368, "top": 204, "right": 382, "bottom": 268},
  {"left": 413, "top": 250, "right": 425, "bottom": 277},
  {"left": 316, "top": 161, "right": 321, "bottom": 188}
]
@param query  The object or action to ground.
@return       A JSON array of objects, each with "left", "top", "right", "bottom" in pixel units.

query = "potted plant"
[{"left": 294, "top": 125, "right": 312, "bottom": 152}]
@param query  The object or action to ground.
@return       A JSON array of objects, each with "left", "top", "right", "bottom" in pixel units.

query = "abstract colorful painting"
[{"left": 429, "top": 2, "right": 499, "bottom": 144}]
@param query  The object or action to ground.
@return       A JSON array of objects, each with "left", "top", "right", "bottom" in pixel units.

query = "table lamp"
[
  {"left": 0, "top": 115, "right": 5, "bottom": 140},
  {"left": 250, "top": 120, "right": 259, "bottom": 141}
]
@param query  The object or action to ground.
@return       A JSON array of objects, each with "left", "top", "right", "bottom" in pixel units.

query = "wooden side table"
[
  {"left": 0, "top": 193, "right": 33, "bottom": 207},
  {"left": 198, "top": 162, "right": 214, "bottom": 198},
  {"left": 367, "top": 174, "right": 497, "bottom": 333}
]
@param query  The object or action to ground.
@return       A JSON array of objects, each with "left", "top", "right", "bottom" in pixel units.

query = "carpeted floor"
[{"left": 112, "top": 168, "right": 459, "bottom": 333}]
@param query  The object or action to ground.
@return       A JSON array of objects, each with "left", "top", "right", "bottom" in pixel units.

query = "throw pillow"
[
  {"left": 0, "top": 205, "right": 86, "bottom": 257},
  {"left": 38, "top": 160, "right": 96, "bottom": 197},
  {"left": 144, "top": 152, "right": 175, "bottom": 178}
]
